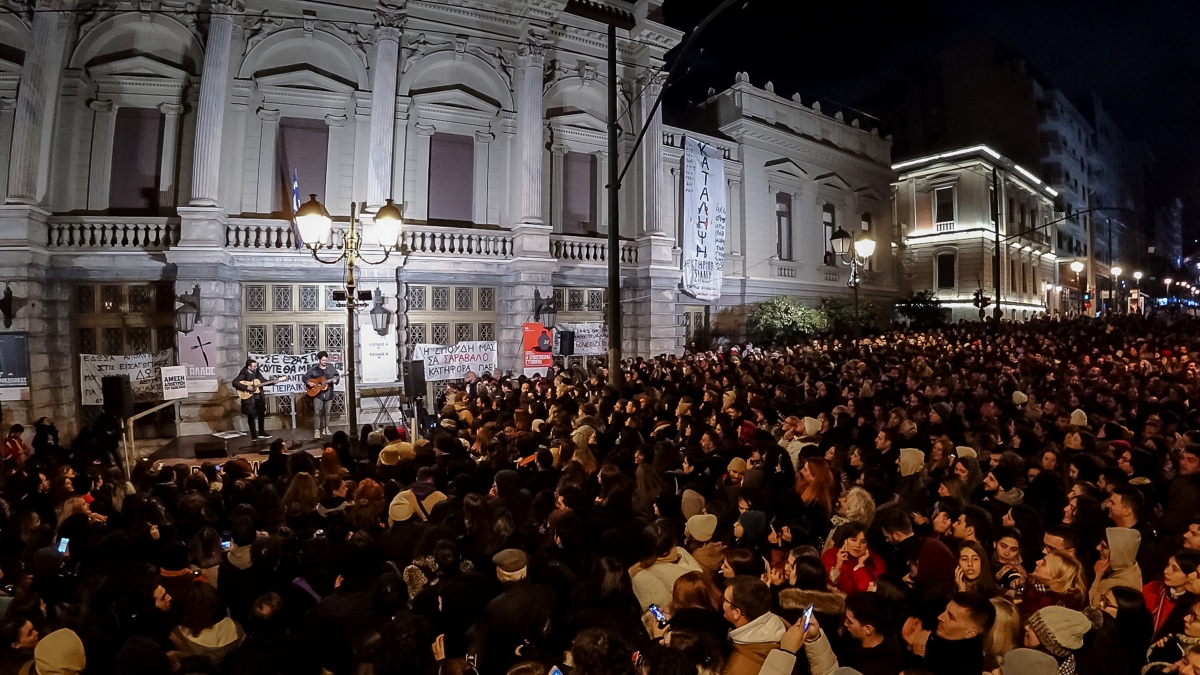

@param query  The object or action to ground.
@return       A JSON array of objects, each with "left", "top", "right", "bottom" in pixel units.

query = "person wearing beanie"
[
  {"left": 684, "top": 514, "right": 724, "bottom": 574},
  {"left": 981, "top": 466, "right": 1024, "bottom": 517},
  {"left": 734, "top": 510, "right": 768, "bottom": 547},
  {"left": 1087, "top": 527, "right": 1143, "bottom": 609},
  {"left": 380, "top": 491, "right": 428, "bottom": 568},
  {"left": 902, "top": 591, "right": 995, "bottom": 675},
  {"left": 680, "top": 488, "right": 707, "bottom": 520},
  {"left": 931, "top": 402, "right": 954, "bottom": 425},
  {"left": 1024, "top": 606, "right": 1093, "bottom": 675},
  {"left": 802, "top": 416, "right": 822, "bottom": 437},
  {"left": 1012, "top": 390, "right": 1029, "bottom": 408},
  {"left": 895, "top": 449, "right": 930, "bottom": 514},
  {"left": 1069, "top": 409, "right": 1088, "bottom": 429},
  {"left": 34, "top": 628, "right": 86, "bottom": 675}
]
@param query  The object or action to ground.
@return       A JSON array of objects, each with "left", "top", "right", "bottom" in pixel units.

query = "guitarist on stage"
[
  {"left": 306, "top": 351, "right": 339, "bottom": 439},
  {"left": 233, "top": 358, "right": 272, "bottom": 443}
]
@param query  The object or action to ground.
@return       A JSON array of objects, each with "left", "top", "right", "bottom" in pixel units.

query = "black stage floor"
[{"left": 148, "top": 425, "right": 349, "bottom": 463}]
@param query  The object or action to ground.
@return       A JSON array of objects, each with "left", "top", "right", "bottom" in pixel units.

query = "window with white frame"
[
  {"left": 934, "top": 186, "right": 955, "bottom": 231},
  {"left": 109, "top": 107, "right": 164, "bottom": 212},
  {"left": 776, "top": 193, "right": 793, "bottom": 261},
  {"left": 428, "top": 133, "right": 474, "bottom": 222},
  {"left": 274, "top": 117, "right": 328, "bottom": 213},
  {"left": 936, "top": 251, "right": 956, "bottom": 290},
  {"left": 563, "top": 151, "right": 598, "bottom": 235}
]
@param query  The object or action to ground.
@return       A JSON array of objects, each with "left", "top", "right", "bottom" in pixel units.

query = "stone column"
[
  {"left": 514, "top": 41, "right": 545, "bottom": 226},
  {"left": 189, "top": 0, "right": 244, "bottom": 207},
  {"left": 6, "top": 0, "right": 72, "bottom": 205},
  {"left": 158, "top": 103, "right": 184, "bottom": 207},
  {"left": 548, "top": 144, "right": 566, "bottom": 233},
  {"left": 366, "top": 12, "right": 402, "bottom": 210},
  {"left": 0, "top": 99, "right": 15, "bottom": 198},
  {"left": 473, "top": 131, "right": 494, "bottom": 224},
  {"left": 254, "top": 108, "right": 280, "bottom": 213},
  {"left": 410, "top": 124, "right": 434, "bottom": 221},
  {"left": 636, "top": 72, "right": 666, "bottom": 234},
  {"left": 595, "top": 150, "right": 608, "bottom": 235},
  {"left": 86, "top": 100, "right": 116, "bottom": 211}
]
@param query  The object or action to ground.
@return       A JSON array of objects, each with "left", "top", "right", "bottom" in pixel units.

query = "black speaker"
[
  {"left": 101, "top": 375, "right": 135, "bottom": 418},
  {"left": 194, "top": 441, "right": 227, "bottom": 460},
  {"left": 558, "top": 330, "right": 575, "bottom": 356},
  {"left": 405, "top": 360, "right": 427, "bottom": 395}
]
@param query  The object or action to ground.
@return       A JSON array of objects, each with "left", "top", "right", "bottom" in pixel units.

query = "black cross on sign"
[{"left": 190, "top": 334, "right": 213, "bottom": 367}]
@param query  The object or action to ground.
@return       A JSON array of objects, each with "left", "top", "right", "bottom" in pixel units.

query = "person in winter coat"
[
  {"left": 821, "top": 522, "right": 885, "bottom": 594},
  {"left": 630, "top": 523, "right": 703, "bottom": 611},
  {"left": 1023, "top": 606, "right": 1094, "bottom": 675},
  {"left": 1163, "top": 446, "right": 1200, "bottom": 537},
  {"left": 379, "top": 492, "right": 428, "bottom": 568},
  {"left": 469, "top": 549, "right": 557, "bottom": 675},
  {"left": 1088, "top": 526, "right": 1142, "bottom": 609},
  {"left": 172, "top": 583, "right": 245, "bottom": 666},
  {"left": 397, "top": 467, "right": 447, "bottom": 522},
  {"left": 722, "top": 576, "right": 790, "bottom": 675},
  {"left": 489, "top": 469, "right": 533, "bottom": 527},
  {"left": 1146, "top": 551, "right": 1200, "bottom": 634},
  {"left": 901, "top": 592, "right": 995, "bottom": 675}
]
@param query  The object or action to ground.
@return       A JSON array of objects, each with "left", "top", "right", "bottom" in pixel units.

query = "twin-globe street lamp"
[
  {"left": 295, "top": 195, "right": 404, "bottom": 448},
  {"left": 1070, "top": 260, "right": 1085, "bottom": 316},
  {"left": 1111, "top": 266, "right": 1123, "bottom": 314},
  {"left": 829, "top": 227, "right": 876, "bottom": 337}
]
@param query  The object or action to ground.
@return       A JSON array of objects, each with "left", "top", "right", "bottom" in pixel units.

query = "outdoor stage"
[{"left": 147, "top": 425, "right": 350, "bottom": 469}]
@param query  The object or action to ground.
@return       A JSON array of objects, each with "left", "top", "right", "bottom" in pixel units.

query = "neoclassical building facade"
[{"left": 0, "top": 0, "right": 895, "bottom": 437}]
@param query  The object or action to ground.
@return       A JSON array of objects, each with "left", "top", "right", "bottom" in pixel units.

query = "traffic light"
[
  {"left": 1083, "top": 291, "right": 1091, "bottom": 301},
  {"left": 972, "top": 289, "right": 992, "bottom": 309}
]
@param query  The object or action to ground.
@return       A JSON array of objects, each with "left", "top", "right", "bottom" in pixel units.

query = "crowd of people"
[{"left": 4, "top": 313, "right": 1200, "bottom": 675}]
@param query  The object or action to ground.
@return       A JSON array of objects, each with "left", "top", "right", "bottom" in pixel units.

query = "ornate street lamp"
[
  {"left": 295, "top": 195, "right": 402, "bottom": 449},
  {"left": 175, "top": 284, "right": 201, "bottom": 335},
  {"left": 829, "top": 227, "right": 875, "bottom": 337},
  {"left": 533, "top": 288, "right": 558, "bottom": 329},
  {"left": 1070, "top": 261, "right": 1085, "bottom": 316}
]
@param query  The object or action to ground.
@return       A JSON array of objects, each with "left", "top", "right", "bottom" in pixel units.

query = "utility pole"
[
  {"left": 992, "top": 168, "right": 1002, "bottom": 323},
  {"left": 606, "top": 22, "right": 621, "bottom": 387}
]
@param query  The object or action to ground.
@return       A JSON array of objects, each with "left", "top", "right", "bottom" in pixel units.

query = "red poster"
[{"left": 523, "top": 323, "right": 553, "bottom": 376}]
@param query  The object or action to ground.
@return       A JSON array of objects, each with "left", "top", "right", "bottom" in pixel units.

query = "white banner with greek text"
[
  {"left": 80, "top": 351, "right": 174, "bottom": 406},
  {"left": 419, "top": 341, "right": 498, "bottom": 381},
  {"left": 247, "top": 352, "right": 344, "bottom": 395},
  {"left": 554, "top": 323, "right": 608, "bottom": 356},
  {"left": 681, "top": 136, "right": 727, "bottom": 302}
]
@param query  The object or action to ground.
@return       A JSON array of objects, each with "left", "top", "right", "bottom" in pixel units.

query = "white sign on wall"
[
  {"left": 360, "top": 320, "right": 398, "bottom": 384},
  {"left": 247, "top": 352, "right": 344, "bottom": 395},
  {"left": 160, "top": 365, "right": 188, "bottom": 400},
  {"left": 681, "top": 136, "right": 727, "bottom": 302},
  {"left": 554, "top": 323, "right": 608, "bottom": 356}
]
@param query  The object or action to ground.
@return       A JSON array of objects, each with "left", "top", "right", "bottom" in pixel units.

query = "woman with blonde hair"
[
  {"left": 1020, "top": 550, "right": 1088, "bottom": 615},
  {"left": 55, "top": 496, "right": 106, "bottom": 528},
  {"left": 825, "top": 486, "right": 875, "bottom": 551},
  {"left": 984, "top": 596, "right": 1021, "bottom": 671}
]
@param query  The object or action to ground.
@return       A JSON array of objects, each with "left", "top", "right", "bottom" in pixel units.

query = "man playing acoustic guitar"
[
  {"left": 233, "top": 358, "right": 275, "bottom": 443},
  {"left": 306, "top": 351, "right": 340, "bottom": 439}
]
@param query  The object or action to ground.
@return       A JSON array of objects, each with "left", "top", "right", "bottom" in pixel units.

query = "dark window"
[
  {"left": 428, "top": 133, "right": 474, "bottom": 222},
  {"left": 563, "top": 151, "right": 597, "bottom": 234},
  {"left": 936, "top": 252, "right": 955, "bottom": 289},
  {"left": 109, "top": 107, "right": 164, "bottom": 212},
  {"left": 776, "top": 193, "right": 793, "bottom": 261},
  {"left": 1010, "top": 259, "right": 1017, "bottom": 292},
  {"left": 275, "top": 117, "right": 328, "bottom": 214},
  {"left": 934, "top": 187, "right": 954, "bottom": 224},
  {"left": 822, "top": 203, "right": 836, "bottom": 266}
]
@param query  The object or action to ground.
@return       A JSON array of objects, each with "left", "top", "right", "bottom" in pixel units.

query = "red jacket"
[
  {"left": 821, "top": 547, "right": 885, "bottom": 594},
  {"left": 1144, "top": 580, "right": 1182, "bottom": 634}
]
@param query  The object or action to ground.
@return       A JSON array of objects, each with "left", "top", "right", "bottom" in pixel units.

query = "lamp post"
[
  {"left": 1133, "top": 271, "right": 1143, "bottom": 315},
  {"left": 1110, "top": 266, "right": 1122, "bottom": 314},
  {"left": 1165, "top": 277, "right": 1173, "bottom": 308},
  {"left": 1070, "top": 260, "right": 1085, "bottom": 316},
  {"left": 295, "top": 195, "right": 403, "bottom": 449},
  {"left": 829, "top": 227, "right": 875, "bottom": 338}
]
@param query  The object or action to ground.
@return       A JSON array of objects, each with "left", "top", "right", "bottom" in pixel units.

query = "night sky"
[{"left": 660, "top": 0, "right": 1200, "bottom": 248}]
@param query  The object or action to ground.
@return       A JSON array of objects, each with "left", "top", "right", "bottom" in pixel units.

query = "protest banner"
[
  {"left": 523, "top": 323, "right": 553, "bottom": 377},
  {"left": 554, "top": 322, "right": 608, "bottom": 356},
  {"left": 161, "top": 366, "right": 188, "bottom": 400},
  {"left": 0, "top": 332, "right": 30, "bottom": 401},
  {"left": 681, "top": 136, "right": 727, "bottom": 302},
  {"left": 421, "top": 341, "right": 497, "bottom": 381},
  {"left": 80, "top": 351, "right": 174, "bottom": 405},
  {"left": 248, "top": 352, "right": 344, "bottom": 395}
]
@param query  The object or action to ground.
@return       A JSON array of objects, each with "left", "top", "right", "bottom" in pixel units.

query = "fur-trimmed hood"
[{"left": 778, "top": 587, "right": 847, "bottom": 615}]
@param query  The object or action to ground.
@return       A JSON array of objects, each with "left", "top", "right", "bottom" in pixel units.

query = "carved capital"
[
  {"left": 211, "top": 0, "right": 245, "bottom": 16},
  {"left": 88, "top": 99, "right": 114, "bottom": 113},
  {"left": 414, "top": 123, "right": 436, "bottom": 137},
  {"left": 474, "top": 131, "right": 495, "bottom": 144},
  {"left": 256, "top": 107, "right": 281, "bottom": 122},
  {"left": 518, "top": 42, "right": 546, "bottom": 70},
  {"left": 550, "top": 143, "right": 567, "bottom": 156},
  {"left": 375, "top": 25, "right": 401, "bottom": 42},
  {"left": 325, "top": 114, "right": 348, "bottom": 128},
  {"left": 158, "top": 102, "right": 185, "bottom": 116}
]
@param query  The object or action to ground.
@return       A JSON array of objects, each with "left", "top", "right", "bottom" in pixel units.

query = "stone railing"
[
  {"left": 226, "top": 221, "right": 300, "bottom": 250},
  {"left": 400, "top": 225, "right": 513, "bottom": 258},
  {"left": 47, "top": 217, "right": 180, "bottom": 250},
  {"left": 550, "top": 234, "right": 639, "bottom": 264}
]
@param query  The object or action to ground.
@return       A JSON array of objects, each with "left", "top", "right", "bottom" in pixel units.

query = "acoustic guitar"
[
  {"left": 235, "top": 376, "right": 287, "bottom": 400},
  {"left": 305, "top": 374, "right": 339, "bottom": 397}
]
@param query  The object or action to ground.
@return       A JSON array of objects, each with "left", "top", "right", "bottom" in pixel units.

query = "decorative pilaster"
[
  {"left": 86, "top": 100, "right": 116, "bottom": 211},
  {"left": 411, "top": 123, "right": 435, "bottom": 221},
  {"left": 367, "top": 7, "right": 403, "bottom": 210},
  {"left": 515, "top": 41, "right": 545, "bottom": 225},
  {"left": 0, "top": 98, "right": 16, "bottom": 199},
  {"left": 473, "top": 131, "right": 494, "bottom": 225},
  {"left": 189, "top": 0, "right": 244, "bottom": 207},
  {"left": 5, "top": 0, "right": 73, "bottom": 205},
  {"left": 254, "top": 108, "right": 280, "bottom": 213},
  {"left": 158, "top": 103, "right": 184, "bottom": 207}
]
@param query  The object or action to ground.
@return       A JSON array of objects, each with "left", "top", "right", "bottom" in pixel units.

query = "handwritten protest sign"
[
  {"left": 554, "top": 323, "right": 608, "bottom": 356},
  {"left": 248, "top": 352, "right": 344, "bottom": 395},
  {"left": 80, "top": 351, "right": 174, "bottom": 405},
  {"left": 414, "top": 341, "right": 497, "bottom": 381}
]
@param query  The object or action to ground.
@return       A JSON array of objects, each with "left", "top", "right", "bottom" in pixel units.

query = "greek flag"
[{"left": 291, "top": 169, "right": 303, "bottom": 249}]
